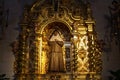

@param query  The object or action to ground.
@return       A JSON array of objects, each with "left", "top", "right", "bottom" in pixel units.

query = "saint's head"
[
  {"left": 53, "top": 30, "right": 59, "bottom": 36},
  {"left": 50, "top": 30, "right": 63, "bottom": 41}
]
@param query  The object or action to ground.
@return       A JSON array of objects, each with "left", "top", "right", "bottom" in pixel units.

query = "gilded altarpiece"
[{"left": 12, "top": 0, "right": 102, "bottom": 80}]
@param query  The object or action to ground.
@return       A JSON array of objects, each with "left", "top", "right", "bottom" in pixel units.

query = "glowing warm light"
[
  {"left": 73, "top": 35, "right": 78, "bottom": 39},
  {"left": 77, "top": 36, "right": 88, "bottom": 50},
  {"left": 76, "top": 35, "right": 89, "bottom": 72}
]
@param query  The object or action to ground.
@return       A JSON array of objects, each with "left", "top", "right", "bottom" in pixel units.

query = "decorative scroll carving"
[{"left": 12, "top": 1, "right": 102, "bottom": 80}]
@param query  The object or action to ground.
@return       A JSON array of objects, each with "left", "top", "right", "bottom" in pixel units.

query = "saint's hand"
[{"left": 55, "top": 39, "right": 58, "bottom": 41}]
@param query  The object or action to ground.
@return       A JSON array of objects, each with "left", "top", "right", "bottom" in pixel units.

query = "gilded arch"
[
  {"left": 38, "top": 21, "right": 73, "bottom": 74},
  {"left": 39, "top": 20, "right": 73, "bottom": 34}
]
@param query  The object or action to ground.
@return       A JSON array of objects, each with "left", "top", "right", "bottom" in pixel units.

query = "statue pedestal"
[
  {"left": 39, "top": 73, "right": 72, "bottom": 80},
  {"left": 37, "top": 72, "right": 101, "bottom": 80}
]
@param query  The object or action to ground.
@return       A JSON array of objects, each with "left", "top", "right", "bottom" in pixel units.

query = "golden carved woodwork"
[{"left": 12, "top": 0, "right": 102, "bottom": 80}]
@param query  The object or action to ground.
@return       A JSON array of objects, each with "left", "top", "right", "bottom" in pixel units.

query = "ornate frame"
[{"left": 12, "top": 1, "right": 102, "bottom": 80}]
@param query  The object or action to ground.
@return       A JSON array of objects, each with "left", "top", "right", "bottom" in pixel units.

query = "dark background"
[{"left": 0, "top": 0, "right": 120, "bottom": 80}]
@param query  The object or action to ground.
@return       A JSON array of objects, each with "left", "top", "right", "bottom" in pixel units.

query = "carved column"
[
  {"left": 71, "top": 30, "right": 79, "bottom": 73},
  {"left": 34, "top": 32, "right": 42, "bottom": 75},
  {"left": 13, "top": 7, "right": 30, "bottom": 79},
  {"left": 86, "top": 20, "right": 102, "bottom": 80}
]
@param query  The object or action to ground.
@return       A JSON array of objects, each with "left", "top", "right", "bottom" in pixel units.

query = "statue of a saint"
[{"left": 48, "top": 30, "right": 65, "bottom": 72}]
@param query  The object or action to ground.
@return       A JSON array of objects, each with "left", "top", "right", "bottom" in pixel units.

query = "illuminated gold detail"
[
  {"left": 12, "top": 1, "right": 102, "bottom": 80},
  {"left": 77, "top": 36, "right": 89, "bottom": 72}
]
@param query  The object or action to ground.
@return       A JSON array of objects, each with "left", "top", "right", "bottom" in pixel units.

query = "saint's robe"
[{"left": 48, "top": 40, "right": 65, "bottom": 72}]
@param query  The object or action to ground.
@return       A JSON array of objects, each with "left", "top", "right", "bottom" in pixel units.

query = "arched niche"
[{"left": 40, "top": 22, "right": 73, "bottom": 74}]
